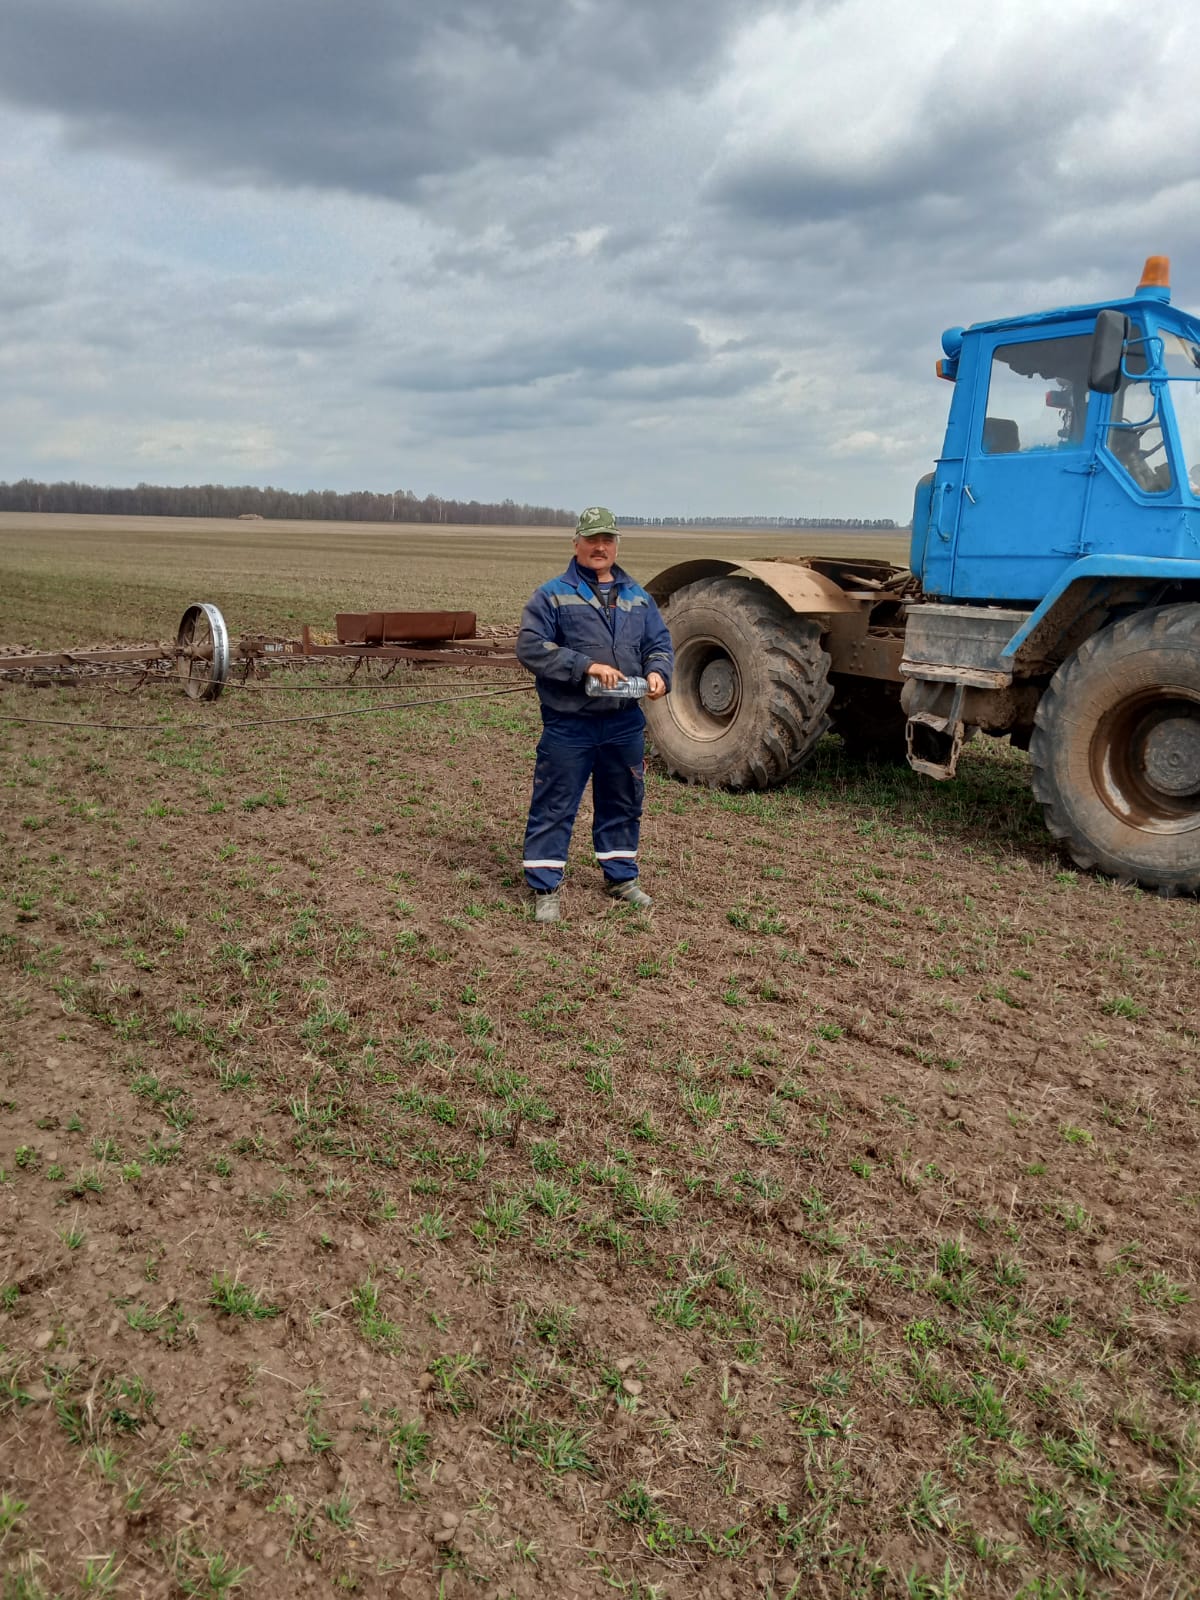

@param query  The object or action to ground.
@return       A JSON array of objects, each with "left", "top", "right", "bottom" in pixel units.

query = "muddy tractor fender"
[{"left": 645, "top": 558, "right": 863, "bottom": 617}]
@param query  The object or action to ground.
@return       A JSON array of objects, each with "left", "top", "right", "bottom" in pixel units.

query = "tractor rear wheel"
[
  {"left": 1029, "top": 603, "right": 1200, "bottom": 893},
  {"left": 646, "top": 578, "right": 832, "bottom": 790}
]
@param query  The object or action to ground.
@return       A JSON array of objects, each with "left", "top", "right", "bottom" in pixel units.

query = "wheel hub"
[
  {"left": 1141, "top": 716, "right": 1200, "bottom": 797},
  {"left": 698, "top": 658, "right": 737, "bottom": 716}
]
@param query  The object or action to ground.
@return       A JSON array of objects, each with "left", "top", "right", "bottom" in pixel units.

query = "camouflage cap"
[{"left": 575, "top": 505, "right": 619, "bottom": 538}]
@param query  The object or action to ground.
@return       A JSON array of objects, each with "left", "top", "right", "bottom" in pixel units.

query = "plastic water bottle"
[{"left": 586, "top": 674, "right": 649, "bottom": 699}]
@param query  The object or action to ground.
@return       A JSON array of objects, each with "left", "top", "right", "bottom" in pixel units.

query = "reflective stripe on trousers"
[{"left": 522, "top": 707, "right": 645, "bottom": 893}]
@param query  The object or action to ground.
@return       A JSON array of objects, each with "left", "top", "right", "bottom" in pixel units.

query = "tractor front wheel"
[
  {"left": 645, "top": 577, "right": 832, "bottom": 790},
  {"left": 1029, "top": 603, "right": 1200, "bottom": 893}
]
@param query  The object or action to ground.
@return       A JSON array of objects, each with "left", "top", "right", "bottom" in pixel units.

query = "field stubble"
[{"left": 0, "top": 517, "right": 1198, "bottom": 1598}]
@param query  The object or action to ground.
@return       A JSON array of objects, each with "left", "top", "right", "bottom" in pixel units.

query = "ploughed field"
[
  {"left": 0, "top": 512, "right": 908, "bottom": 647},
  {"left": 0, "top": 516, "right": 1197, "bottom": 1599}
]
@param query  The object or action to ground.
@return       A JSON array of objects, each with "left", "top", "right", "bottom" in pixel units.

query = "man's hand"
[
  {"left": 646, "top": 672, "right": 667, "bottom": 700},
  {"left": 587, "top": 662, "right": 625, "bottom": 688}
]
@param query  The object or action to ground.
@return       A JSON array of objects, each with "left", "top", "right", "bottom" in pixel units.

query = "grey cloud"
[
  {"left": 601, "top": 354, "right": 779, "bottom": 402},
  {"left": 380, "top": 317, "right": 704, "bottom": 393},
  {"left": 415, "top": 387, "right": 599, "bottom": 440},
  {"left": 255, "top": 304, "right": 363, "bottom": 349},
  {"left": 410, "top": 351, "right": 777, "bottom": 440},
  {"left": 0, "top": 255, "right": 70, "bottom": 318},
  {"left": 710, "top": 112, "right": 1066, "bottom": 230},
  {"left": 706, "top": 14, "right": 1162, "bottom": 239},
  {"left": 596, "top": 224, "right": 662, "bottom": 260},
  {"left": 0, "top": 0, "right": 765, "bottom": 202},
  {"left": 424, "top": 238, "right": 516, "bottom": 283}
]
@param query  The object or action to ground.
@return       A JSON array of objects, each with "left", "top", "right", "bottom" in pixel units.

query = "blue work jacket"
[{"left": 516, "top": 558, "right": 674, "bottom": 717}]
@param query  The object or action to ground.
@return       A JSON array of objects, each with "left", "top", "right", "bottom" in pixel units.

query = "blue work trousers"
[{"left": 522, "top": 707, "right": 645, "bottom": 892}]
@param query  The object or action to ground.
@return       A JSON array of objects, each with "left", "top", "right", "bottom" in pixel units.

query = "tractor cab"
[{"left": 912, "top": 255, "right": 1200, "bottom": 603}]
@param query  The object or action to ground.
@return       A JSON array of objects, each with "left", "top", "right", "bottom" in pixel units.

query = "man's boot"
[
  {"left": 533, "top": 889, "right": 562, "bottom": 924},
  {"left": 605, "top": 879, "right": 652, "bottom": 910}
]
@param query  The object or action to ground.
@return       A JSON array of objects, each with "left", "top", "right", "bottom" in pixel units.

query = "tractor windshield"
[{"left": 1158, "top": 330, "right": 1200, "bottom": 498}]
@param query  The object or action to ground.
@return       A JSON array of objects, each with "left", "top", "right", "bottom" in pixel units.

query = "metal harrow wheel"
[{"left": 175, "top": 602, "right": 230, "bottom": 701}]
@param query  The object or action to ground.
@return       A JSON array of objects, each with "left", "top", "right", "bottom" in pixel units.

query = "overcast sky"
[{"left": 2, "top": 0, "right": 1198, "bottom": 521}]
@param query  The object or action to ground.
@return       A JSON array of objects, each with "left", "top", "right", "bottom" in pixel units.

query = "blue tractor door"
[{"left": 948, "top": 325, "right": 1098, "bottom": 602}]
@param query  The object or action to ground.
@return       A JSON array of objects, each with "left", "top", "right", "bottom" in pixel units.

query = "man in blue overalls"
[{"left": 516, "top": 506, "right": 675, "bottom": 924}]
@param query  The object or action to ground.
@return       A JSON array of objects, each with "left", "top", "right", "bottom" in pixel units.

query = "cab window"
[
  {"left": 983, "top": 335, "right": 1091, "bottom": 454},
  {"left": 1158, "top": 331, "right": 1200, "bottom": 497},
  {"left": 1106, "top": 341, "right": 1173, "bottom": 494}
]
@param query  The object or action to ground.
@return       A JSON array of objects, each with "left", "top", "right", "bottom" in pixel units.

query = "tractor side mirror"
[{"left": 1088, "top": 309, "right": 1130, "bottom": 394}]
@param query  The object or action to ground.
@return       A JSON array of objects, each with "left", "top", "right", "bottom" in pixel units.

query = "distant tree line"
[
  {"left": 617, "top": 515, "right": 898, "bottom": 530},
  {"left": 0, "top": 479, "right": 575, "bottom": 526},
  {"left": 0, "top": 479, "right": 896, "bottom": 529}
]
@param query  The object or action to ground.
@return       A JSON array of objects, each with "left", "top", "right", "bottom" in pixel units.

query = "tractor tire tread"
[
  {"left": 647, "top": 577, "right": 833, "bottom": 791},
  {"left": 1029, "top": 603, "right": 1200, "bottom": 893}
]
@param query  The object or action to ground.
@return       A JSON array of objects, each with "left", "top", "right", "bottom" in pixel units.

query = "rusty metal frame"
[
  {"left": 1, "top": 609, "right": 523, "bottom": 689},
  {"left": 296, "top": 624, "right": 517, "bottom": 668},
  {"left": 334, "top": 610, "right": 479, "bottom": 646}
]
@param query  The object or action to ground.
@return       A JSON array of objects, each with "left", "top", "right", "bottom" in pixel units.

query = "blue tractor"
[{"left": 644, "top": 256, "right": 1200, "bottom": 893}]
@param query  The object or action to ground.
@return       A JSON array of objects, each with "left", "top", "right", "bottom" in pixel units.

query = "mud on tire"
[
  {"left": 1029, "top": 602, "right": 1200, "bottom": 894},
  {"left": 645, "top": 577, "right": 833, "bottom": 790}
]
